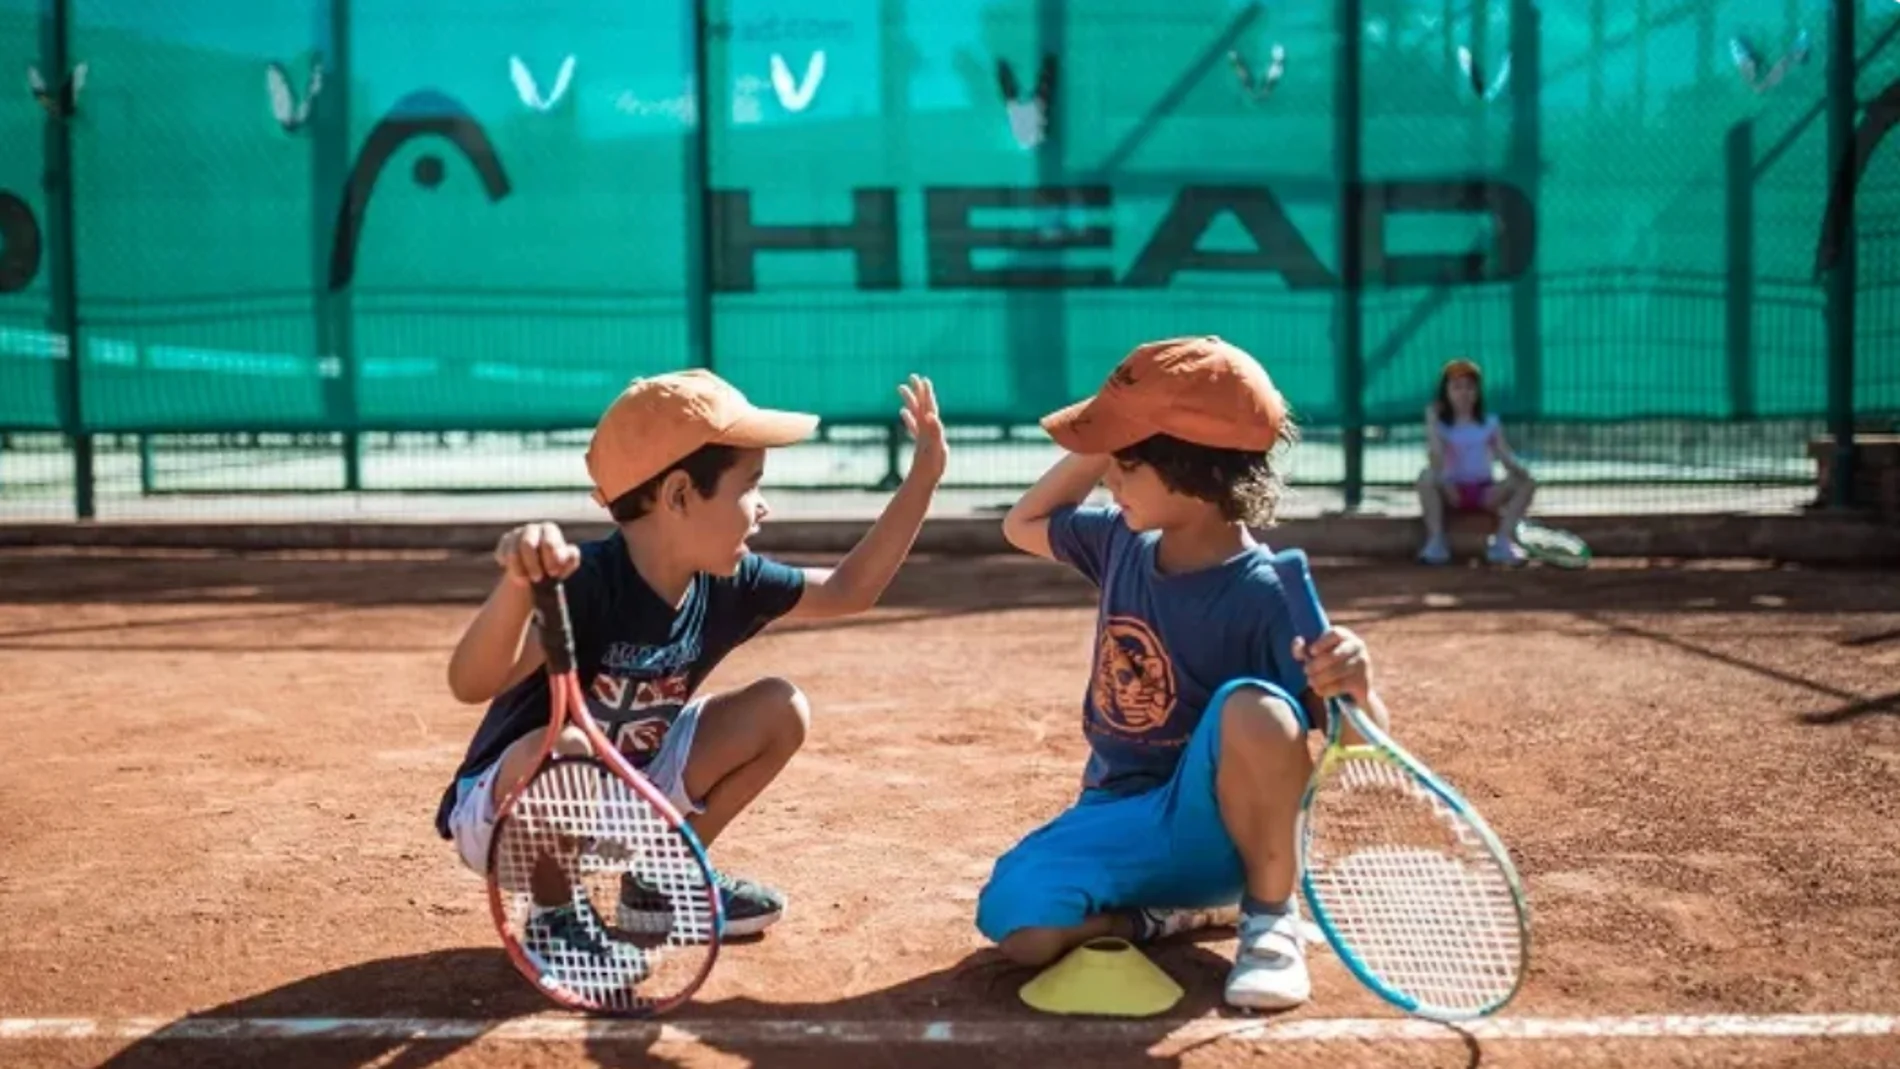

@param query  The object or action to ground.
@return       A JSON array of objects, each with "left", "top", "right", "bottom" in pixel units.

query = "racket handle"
[
  {"left": 531, "top": 580, "right": 577, "bottom": 674},
  {"left": 1266, "top": 548, "right": 1333, "bottom": 642}
]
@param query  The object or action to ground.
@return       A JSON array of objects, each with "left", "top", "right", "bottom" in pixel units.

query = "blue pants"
[{"left": 975, "top": 678, "right": 1304, "bottom": 942}]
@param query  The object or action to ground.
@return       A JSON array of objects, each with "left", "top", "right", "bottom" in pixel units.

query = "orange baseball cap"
[
  {"left": 1040, "top": 336, "right": 1288, "bottom": 454},
  {"left": 1442, "top": 358, "right": 1481, "bottom": 380},
  {"left": 585, "top": 369, "right": 818, "bottom": 505}
]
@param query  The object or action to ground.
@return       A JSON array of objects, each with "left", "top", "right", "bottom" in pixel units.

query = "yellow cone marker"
[{"left": 1019, "top": 938, "right": 1185, "bottom": 1018}]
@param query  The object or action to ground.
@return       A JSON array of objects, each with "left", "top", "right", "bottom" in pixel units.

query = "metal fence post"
[
  {"left": 1510, "top": 0, "right": 1543, "bottom": 418},
  {"left": 1724, "top": 122, "right": 1755, "bottom": 419},
  {"left": 317, "top": 0, "right": 360, "bottom": 490},
  {"left": 686, "top": 0, "right": 716, "bottom": 373},
  {"left": 43, "top": 0, "right": 89, "bottom": 519},
  {"left": 1335, "top": 0, "right": 1366, "bottom": 511},
  {"left": 1824, "top": 0, "right": 1858, "bottom": 507}
]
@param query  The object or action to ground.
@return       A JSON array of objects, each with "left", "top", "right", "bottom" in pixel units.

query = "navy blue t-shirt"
[
  {"left": 1046, "top": 504, "right": 1310, "bottom": 797},
  {"left": 434, "top": 530, "right": 806, "bottom": 838}
]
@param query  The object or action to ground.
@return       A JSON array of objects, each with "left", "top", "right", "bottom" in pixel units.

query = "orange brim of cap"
[
  {"left": 1040, "top": 396, "right": 1153, "bottom": 455},
  {"left": 713, "top": 407, "right": 821, "bottom": 449}
]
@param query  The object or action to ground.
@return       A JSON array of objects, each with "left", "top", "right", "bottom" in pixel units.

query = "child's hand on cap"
[{"left": 495, "top": 522, "right": 582, "bottom": 586}]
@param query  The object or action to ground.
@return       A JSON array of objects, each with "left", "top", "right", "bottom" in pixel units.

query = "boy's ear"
[{"left": 661, "top": 469, "right": 693, "bottom": 514}]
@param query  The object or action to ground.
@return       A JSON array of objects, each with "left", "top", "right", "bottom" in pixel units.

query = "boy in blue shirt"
[
  {"left": 440, "top": 369, "right": 945, "bottom": 968},
  {"left": 984, "top": 337, "right": 1391, "bottom": 1010}
]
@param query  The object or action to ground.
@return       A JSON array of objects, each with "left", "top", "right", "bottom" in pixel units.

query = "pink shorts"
[{"left": 1449, "top": 479, "right": 1495, "bottom": 512}]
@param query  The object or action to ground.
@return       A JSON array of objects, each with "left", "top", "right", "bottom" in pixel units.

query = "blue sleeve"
[
  {"left": 1046, "top": 504, "right": 1127, "bottom": 586},
  {"left": 731, "top": 553, "right": 807, "bottom": 640}
]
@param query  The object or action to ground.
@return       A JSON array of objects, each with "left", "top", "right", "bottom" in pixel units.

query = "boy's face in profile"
[
  {"left": 1106, "top": 454, "right": 1208, "bottom": 534},
  {"left": 668, "top": 447, "right": 771, "bottom": 575}
]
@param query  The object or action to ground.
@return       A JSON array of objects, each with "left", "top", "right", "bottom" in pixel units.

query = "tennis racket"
[
  {"left": 1515, "top": 521, "right": 1591, "bottom": 569},
  {"left": 485, "top": 579, "right": 722, "bottom": 1015},
  {"left": 1268, "top": 548, "right": 1530, "bottom": 1021}
]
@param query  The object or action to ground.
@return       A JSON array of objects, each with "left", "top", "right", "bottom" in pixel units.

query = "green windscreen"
[{"left": 0, "top": 0, "right": 1894, "bottom": 442}]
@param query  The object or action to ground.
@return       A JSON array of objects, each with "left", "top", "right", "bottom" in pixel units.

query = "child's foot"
[
  {"left": 1132, "top": 903, "right": 1240, "bottom": 943},
  {"left": 1418, "top": 534, "right": 1451, "bottom": 565},
  {"left": 1225, "top": 909, "right": 1311, "bottom": 1011},
  {"left": 523, "top": 898, "right": 649, "bottom": 999},
  {"left": 619, "top": 869, "right": 787, "bottom": 938},
  {"left": 1486, "top": 534, "right": 1527, "bottom": 566}
]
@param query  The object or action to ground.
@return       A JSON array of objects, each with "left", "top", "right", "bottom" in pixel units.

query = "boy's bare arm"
[
  {"left": 447, "top": 522, "right": 579, "bottom": 703},
  {"left": 1002, "top": 453, "right": 1112, "bottom": 561},
  {"left": 790, "top": 377, "right": 946, "bottom": 620},
  {"left": 790, "top": 468, "right": 938, "bottom": 619}
]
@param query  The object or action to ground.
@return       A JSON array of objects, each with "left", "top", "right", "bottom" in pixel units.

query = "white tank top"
[{"left": 1437, "top": 415, "right": 1498, "bottom": 483}]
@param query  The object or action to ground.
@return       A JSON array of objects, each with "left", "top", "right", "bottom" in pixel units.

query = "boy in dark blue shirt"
[
  {"left": 440, "top": 370, "right": 945, "bottom": 968},
  {"left": 985, "top": 337, "right": 1392, "bottom": 1010}
]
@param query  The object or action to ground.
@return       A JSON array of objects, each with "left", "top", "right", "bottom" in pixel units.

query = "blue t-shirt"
[
  {"left": 434, "top": 529, "right": 806, "bottom": 838},
  {"left": 1047, "top": 504, "right": 1310, "bottom": 797}
]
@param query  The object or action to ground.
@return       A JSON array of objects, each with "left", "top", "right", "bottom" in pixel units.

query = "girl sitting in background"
[{"left": 1416, "top": 359, "right": 1536, "bottom": 566}]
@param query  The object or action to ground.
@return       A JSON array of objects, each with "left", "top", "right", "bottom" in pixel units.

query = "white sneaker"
[
  {"left": 1225, "top": 910, "right": 1311, "bottom": 1011},
  {"left": 1134, "top": 903, "right": 1239, "bottom": 943},
  {"left": 1486, "top": 534, "right": 1527, "bottom": 566},
  {"left": 1419, "top": 534, "right": 1451, "bottom": 565}
]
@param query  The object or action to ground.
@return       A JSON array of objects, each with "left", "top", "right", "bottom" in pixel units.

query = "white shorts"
[{"left": 448, "top": 699, "right": 708, "bottom": 875}]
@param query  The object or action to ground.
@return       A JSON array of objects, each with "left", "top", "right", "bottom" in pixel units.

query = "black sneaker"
[
  {"left": 522, "top": 898, "right": 649, "bottom": 998},
  {"left": 618, "top": 869, "right": 786, "bottom": 939}
]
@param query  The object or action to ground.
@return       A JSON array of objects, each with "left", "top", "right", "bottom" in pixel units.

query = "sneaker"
[
  {"left": 619, "top": 869, "right": 787, "bottom": 939},
  {"left": 1132, "top": 903, "right": 1240, "bottom": 944},
  {"left": 1419, "top": 534, "right": 1451, "bottom": 565},
  {"left": 1486, "top": 534, "right": 1527, "bottom": 566},
  {"left": 522, "top": 898, "right": 648, "bottom": 1000},
  {"left": 1225, "top": 909, "right": 1311, "bottom": 1011}
]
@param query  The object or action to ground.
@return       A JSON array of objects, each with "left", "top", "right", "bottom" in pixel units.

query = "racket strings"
[
  {"left": 492, "top": 758, "right": 717, "bottom": 1013},
  {"left": 1306, "top": 754, "right": 1525, "bottom": 1016}
]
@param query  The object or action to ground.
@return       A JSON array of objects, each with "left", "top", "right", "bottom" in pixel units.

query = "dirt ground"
[{"left": 0, "top": 546, "right": 1897, "bottom": 1069}]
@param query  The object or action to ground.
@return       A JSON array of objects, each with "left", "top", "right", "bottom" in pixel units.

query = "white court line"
[{"left": 1, "top": 1014, "right": 1897, "bottom": 1047}]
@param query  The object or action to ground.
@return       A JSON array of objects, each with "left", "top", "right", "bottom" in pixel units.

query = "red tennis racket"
[{"left": 485, "top": 579, "right": 722, "bottom": 1014}]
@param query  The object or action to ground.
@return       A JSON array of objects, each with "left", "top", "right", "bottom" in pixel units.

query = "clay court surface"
[{"left": 2, "top": 545, "right": 1898, "bottom": 1069}]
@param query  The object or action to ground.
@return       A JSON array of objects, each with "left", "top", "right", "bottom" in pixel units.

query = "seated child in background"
[
  {"left": 982, "top": 336, "right": 1393, "bottom": 1011},
  {"left": 1416, "top": 358, "right": 1537, "bottom": 566},
  {"left": 437, "top": 369, "right": 946, "bottom": 960}
]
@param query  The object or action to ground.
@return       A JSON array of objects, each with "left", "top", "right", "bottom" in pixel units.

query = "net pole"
[{"left": 1824, "top": 0, "right": 1858, "bottom": 507}]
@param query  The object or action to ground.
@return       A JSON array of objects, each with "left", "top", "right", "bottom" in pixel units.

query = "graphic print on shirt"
[
  {"left": 1090, "top": 614, "right": 1179, "bottom": 737},
  {"left": 588, "top": 636, "right": 701, "bottom": 765}
]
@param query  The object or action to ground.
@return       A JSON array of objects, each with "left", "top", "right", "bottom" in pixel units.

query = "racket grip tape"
[
  {"left": 1266, "top": 548, "right": 1333, "bottom": 643},
  {"left": 531, "top": 580, "right": 577, "bottom": 674}
]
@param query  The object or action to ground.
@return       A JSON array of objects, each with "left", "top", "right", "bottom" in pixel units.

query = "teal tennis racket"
[{"left": 1269, "top": 549, "right": 1530, "bottom": 1021}]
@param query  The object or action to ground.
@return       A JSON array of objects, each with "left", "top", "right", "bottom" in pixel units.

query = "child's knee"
[
  {"left": 553, "top": 725, "right": 591, "bottom": 756},
  {"left": 995, "top": 927, "right": 1070, "bottom": 968},
  {"left": 1219, "top": 687, "right": 1307, "bottom": 756},
  {"left": 737, "top": 676, "right": 811, "bottom": 750},
  {"left": 976, "top": 859, "right": 1083, "bottom": 950}
]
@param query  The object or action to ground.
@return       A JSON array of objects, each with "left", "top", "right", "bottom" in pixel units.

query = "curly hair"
[{"left": 1112, "top": 424, "right": 1298, "bottom": 527}]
